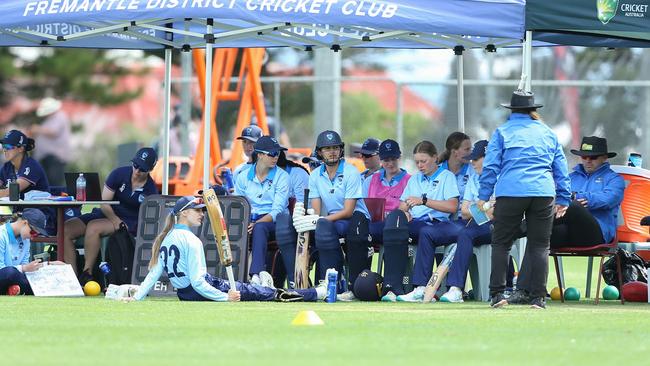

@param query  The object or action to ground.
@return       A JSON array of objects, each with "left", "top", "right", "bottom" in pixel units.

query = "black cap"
[
  {"left": 237, "top": 125, "right": 263, "bottom": 142},
  {"left": 464, "top": 140, "right": 489, "bottom": 160},
  {"left": 22, "top": 209, "right": 49, "bottom": 236},
  {"left": 254, "top": 136, "right": 287, "bottom": 155},
  {"left": 500, "top": 90, "right": 543, "bottom": 109},
  {"left": 352, "top": 269, "right": 383, "bottom": 301},
  {"left": 1, "top": 130, "right": 34, "bottom": 151},
  {"left": 355, "top": 138, "right": 380, "bottom": 155},
  {"left": 315, "top": 130, "right": 344, "bottom": 149},
  {"left": 131, "top": 147, "right": 158, "bottom": 172},
  {"left": 570, "top": 136, "right": 617, "bottom": 158},
  {"left": 378, "top": 139, "right": 401, "bottom": 160}
]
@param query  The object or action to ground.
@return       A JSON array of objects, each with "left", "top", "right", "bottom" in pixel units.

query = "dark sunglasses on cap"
[
  {"left": 361, "top": 153, "right": 377, "bottom": 158},
  {"left": 132, "top": 162, "right": 151, "bottom": 173},
  {"left": 256, "top": 150, "right": 280, "bottom": 158},
  {"left": 179, "top": 197, "right": 205, "bottom": 212},
  {"left": 2, "top": 144, "right": 17, "bottom": 151}
]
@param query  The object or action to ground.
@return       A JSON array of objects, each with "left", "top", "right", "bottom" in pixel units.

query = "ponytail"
[
  {"left": 148, "top": 213, "right": 175, "bottom": 269},
  {"left": 438, "top": 132, "right": 470, "bottom": 163}
]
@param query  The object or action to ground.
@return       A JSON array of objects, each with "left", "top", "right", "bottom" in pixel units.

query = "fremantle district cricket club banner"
[{"left": 21, "top": 0, "right": 400, "bottom": 19}]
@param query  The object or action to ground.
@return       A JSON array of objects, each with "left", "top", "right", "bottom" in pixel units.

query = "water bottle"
[
  {"left": 76, "top": 173, "right": 86, "bottom": 201},
  {"left": 326, "top": 269, "right": 338, "bottom": 303},
  {"left": 99, "top": 262, "right": 111, "bottom": 275},
  {"left": 8, "top": 178, "right": 19, "bottom": 201},
  {"left": 628, "top": 153, "right": 642, "bottom": 168},
  {"left": 221, "top": 168, "right": 234, "bottom": 192}
]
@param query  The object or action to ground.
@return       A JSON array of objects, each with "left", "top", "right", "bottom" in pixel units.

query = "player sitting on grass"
[
  {"left": 0, "top": 209, "right": 64, "bottom": 295},
  {"left": 128, "top": 196, "right": 326, "bottom": 302}
]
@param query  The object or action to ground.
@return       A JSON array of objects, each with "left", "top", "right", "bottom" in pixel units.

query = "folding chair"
[{"left": 550, "top": 238, "right": 625, "bottom": 305}]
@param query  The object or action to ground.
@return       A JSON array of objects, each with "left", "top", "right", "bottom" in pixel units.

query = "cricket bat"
[
  {"left": 294, "top": 189, "right": 310, "bottom": 289},
  {"left": 202, "top": 189, "right": 237, "bottom": 290},
  {"left": 422, "top": 244, "right": 457, "bottom": 302}
]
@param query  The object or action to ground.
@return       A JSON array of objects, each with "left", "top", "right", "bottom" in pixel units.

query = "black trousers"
[
  {"left": 550, "top": 201, "right": 605, "bottom": 248},
  {"left": 490, "top": 196, "right": 554, "bottom": 298}
]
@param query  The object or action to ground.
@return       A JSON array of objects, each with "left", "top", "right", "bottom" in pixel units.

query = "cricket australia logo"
[
  {"left": 24, "top": 167, "right": 30, "bottom": 176},
  {"left": 385, "top": 142, "right": 392, "bottom": 150},
  {"left": 141, "top": 152, "right": 149, "bottom": 160},
  {"left": 326, "top": 133, "right": 334, "bottom": 141},
  {"left": 597, "top": 0, "right": 619, "bottom": 24}
]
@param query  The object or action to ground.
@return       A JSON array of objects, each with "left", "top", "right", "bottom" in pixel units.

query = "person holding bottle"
[{"left": 63, "top": 147, "right": 159, "bottom": 284}]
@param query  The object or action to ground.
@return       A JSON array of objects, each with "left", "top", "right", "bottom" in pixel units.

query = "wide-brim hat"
[
  {"left": 36, "top": 98, "right": 62, "bottom": 117},
  {"left": 500, "top": 90, "right": 543, "bottom": 110},
  {"left": 570, "top": 136, "right": 616, "bottom": 158}
]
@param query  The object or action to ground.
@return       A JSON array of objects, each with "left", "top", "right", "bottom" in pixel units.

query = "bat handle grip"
[{"left": 226, "top": 266, "right": 237, "bottom": 291}]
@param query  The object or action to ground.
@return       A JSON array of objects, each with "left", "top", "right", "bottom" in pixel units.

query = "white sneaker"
[
  {"left": 440, "top": 287, "right": 464, "bottom": 303},
  {"left": 259, "top": 271, "right": 275, "bottom": 289},
  {"left": 337, "top": 290, "right": 357, "bottom": 302},
  {"left": 381, "top": 291, "right": 397, "bottom": 302},
  {"left": 396, "top": 286, "right": 425, "bottom": 302},
  {"left": 315, "top": 280, "right": 328, "bottom": 301},
  {"left": 250, "top": 274, "right": 261, "bottom": 286}
]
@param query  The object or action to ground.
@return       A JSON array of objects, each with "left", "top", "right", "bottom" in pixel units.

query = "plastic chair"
[
  {"left": 468, "top": 237, "right": 526, "bottom": 302},
  {"left": 550, "top": 238, "right": 624, "bottom": 305}
]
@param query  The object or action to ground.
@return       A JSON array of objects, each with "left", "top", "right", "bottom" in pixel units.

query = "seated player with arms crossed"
[{"left": 129, "top": 196, "right": 326, "bottom": 302}]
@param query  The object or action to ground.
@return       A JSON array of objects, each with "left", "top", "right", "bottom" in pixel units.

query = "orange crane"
[{"left": 152, "top": 48, "right": 271, "bottom": 195}]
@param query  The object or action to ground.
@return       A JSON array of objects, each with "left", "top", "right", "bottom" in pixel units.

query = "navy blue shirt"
[
  {"left": 105, "top": 166, "right": 158, "bottom": 228},
  {"left": 0, "top": 157, "right": 50, "bottom": 199}
]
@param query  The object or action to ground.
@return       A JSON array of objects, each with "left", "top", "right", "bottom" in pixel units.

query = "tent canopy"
[
  {"left": 0, "top": 0, "right": 526, "bottom": 49},
  {"left": 526, "top": 0, "right": 650, "bottom": 47}
]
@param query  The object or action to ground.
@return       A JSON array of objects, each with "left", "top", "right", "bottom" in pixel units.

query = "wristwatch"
[{"left": 421, "top": 193, "right": 428, "bottom": 206}]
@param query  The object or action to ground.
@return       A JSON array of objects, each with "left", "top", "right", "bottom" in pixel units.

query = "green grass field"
[{"left": 2, "top": 257, "right": 649, "bottom": 366}]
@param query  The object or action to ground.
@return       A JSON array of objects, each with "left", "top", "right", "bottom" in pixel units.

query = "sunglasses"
[
  {"left": 28, "top": 226, "right": 40, "bottom": 237},
  {"left": 179, "top": 197, "right": 204, "bottom": 212},
  {"left": 256, "top": 150, "right": 280, "bottom": 158},
  {"left": 580, "top": 155, "right": 602, "bottom": 161},
  {"left": 361, "top": 153, "right": 377, "bottom": 158},
  {"left": 132, "top": 162, "right": 151, "bottom": 173},
  {"left": 2, "top": 144, "right": 17, "bottom": 151}
]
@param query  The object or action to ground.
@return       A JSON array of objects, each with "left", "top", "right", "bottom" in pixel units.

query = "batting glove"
[
  {"left": 292, "top": 202, "right": 306, "bottom": 219},
  {"left": 294, "top": 211, "right": 319, "bottom": 233}
]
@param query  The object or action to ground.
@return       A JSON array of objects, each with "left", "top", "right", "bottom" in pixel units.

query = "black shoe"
[
  {"left": 78, "top": 270, "right": 93, "bottom": 286},
  {"left": 490, "top": 293, "right": 507, "bottom": 308},
  {"left": 530, "top": 297, "right": 546, "bottom": 309},
  {"left": 506, "top": 289, "right": 531, "bottom": 305},
  {"left": 274, "top": 288, "right": 304, "bottom": 302}
]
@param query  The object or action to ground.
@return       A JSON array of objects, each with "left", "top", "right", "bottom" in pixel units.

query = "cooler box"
[{"left": 611, "top": 165, "right": 650, "bottom": 243}]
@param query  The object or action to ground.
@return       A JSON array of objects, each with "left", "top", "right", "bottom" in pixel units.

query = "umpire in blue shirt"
[
  {"left": 478, "top": 90, "right": 571, "bottom": 309},
  {"left": 551, "top": 136, "right": 624, "bottom": 247}
]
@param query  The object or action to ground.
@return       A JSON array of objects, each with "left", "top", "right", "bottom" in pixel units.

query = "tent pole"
[
  {"left": 455, "top": 46, "right": 465, "bottom": 132},
  {"left": 396, "top": 82, "right": 403, "bottom": 148},
  {"left": 203, "top": 20, "right": 214, "bottom": 191},
  {"left": 525, "top": 31, "right": 532, "bottom": 92},
  {"left": 162, "top": 47, "right": 172, "bottom": 195}
]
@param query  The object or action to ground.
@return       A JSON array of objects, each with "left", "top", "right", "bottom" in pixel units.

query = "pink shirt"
[{"left": 367, "top": 169, "right": 410, "bottom": 215}]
